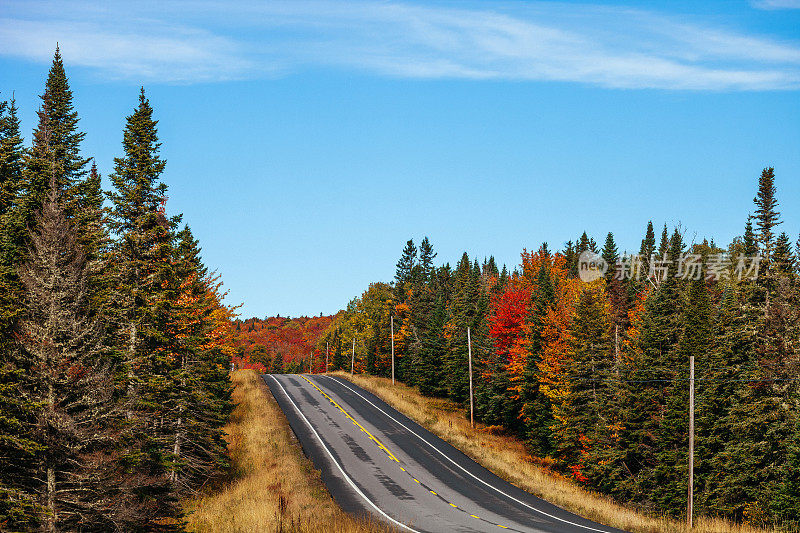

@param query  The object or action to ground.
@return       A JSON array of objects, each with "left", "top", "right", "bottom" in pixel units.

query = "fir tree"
[
  {"left": 555, "top": 282, "right": 613, "bottom": 480},
  {"left": 394, "top": 239, "right": 417, "bottom": 300},
  {"left": 753, "top": 167, "right": 781, "bottom": 268},
  {"left": 20, "top": 47, "right": 90, "bottom": 230},
  {"left": 418, "top": 236, "right": 436, "bottom": 281},
  {"left": 165, "top": 226, "right": 233, "bottom": 495},
  {"left": 16, "top": 176, "right": 120, "bottom": 531},
  {"left": 601, "top": 232, "right": 618, "bottom": 281},
  {"left": 107, "top": 88, "right": 183, "bottom": 529},
  {"left": 639, "top": 220, "right": 656, "bottom": 276},
  {"left": 657, "top": 223, "right": 669, "bottom": 256},
  {"left": 773, "top": 232, "right": 794, "bottom": 275},
  {"left": 743, "top": 215, "right": 758, "bottom": 256}
]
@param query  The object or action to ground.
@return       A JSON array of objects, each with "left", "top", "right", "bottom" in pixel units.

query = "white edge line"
[
  {"left": 322, "top": 375, "right": 616, "bottom": 533},
  {"left": 266, "top": 375, "right": 421, "bottom": 533}
]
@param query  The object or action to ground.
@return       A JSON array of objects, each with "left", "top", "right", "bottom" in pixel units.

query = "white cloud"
[
  {"left": 1, "top": 0, "right": 799, "bottom": 90},
  {"left": 751, "top": 0, "right": 800, "bottom": 9}
]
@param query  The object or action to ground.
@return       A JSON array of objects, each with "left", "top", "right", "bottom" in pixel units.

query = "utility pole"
[
  {"left": 309, "top": 351, "right": 313, "bottom": 374},
  {"left": 351, "top": 337, "right": 355, "bottom": 376},
  {"left": 688, "top": 355, "right": 695, "bottom": 530},
  {"left": 391, "top": 315, "right": 395, "bottom": 385},
  {"left": 325, "top": 341, "right": 329, "bottom": 373},
  {"left": 614, "top": 325, "right": 620, "bottom": 377},
  {"left": 467, "top": 327, "right": 474, "bottom": 429}
]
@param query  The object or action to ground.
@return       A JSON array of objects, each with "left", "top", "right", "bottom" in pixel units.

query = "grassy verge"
[
  {"left": 331, "top": 371, "right": 775, "bottom": 533},
  {"left": 184, "top": 370, "right": 391, "bottom": 533}
]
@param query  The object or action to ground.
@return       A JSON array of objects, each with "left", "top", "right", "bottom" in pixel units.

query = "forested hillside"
[
  {"left": 320, "top": 173, "right": 800, "bottom": 528},
  {"left": 0, "top": 49, "right": 237, "bottom": 530},
  {"left": 231, "top": 314, "right": 336, "bottom": 373}
]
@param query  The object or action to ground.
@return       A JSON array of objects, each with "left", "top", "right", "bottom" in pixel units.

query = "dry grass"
[
  {"left": 184, "top": 370, "right": 392, "bottom": 533},
  {"left": 332, "top": 371, "right": 779, "bottom": 533}
]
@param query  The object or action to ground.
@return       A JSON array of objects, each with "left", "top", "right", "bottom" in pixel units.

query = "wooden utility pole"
[
  {"left": 391, "top": 315, "right": 395, "bottom": 385},
  {"left": 325, "top": 341, "right": 329, "bottom": 373},
  {"left": 614, "top": 325, "right": 620, "bottom": 377},
  {"left": 467, "top": 327, "right": 474, "bottom": 429},
  {"left": 688, "top": 355, "right": 695, "bottom": 529},
  {"left": 309, "top": 351, "right": 313, "bottom": 374},
  {"left": 351, "top": 337, "right": 355, "bottom": 376}
]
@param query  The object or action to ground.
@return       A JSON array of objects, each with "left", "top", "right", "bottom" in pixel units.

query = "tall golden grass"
[
  {"left": 184, "top": 370, "right": 391, "bottom": 533},
  {"left": 332, "top": 371, "right": 780, "bottom": 533}
]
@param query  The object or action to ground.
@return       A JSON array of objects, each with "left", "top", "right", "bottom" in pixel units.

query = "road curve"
[{"left": 264, "top": 374, "right": 628, "bottom": 533}]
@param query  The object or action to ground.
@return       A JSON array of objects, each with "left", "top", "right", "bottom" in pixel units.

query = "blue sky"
[{"left": 1, "top": 0, "right": 799, "bottom": 318}]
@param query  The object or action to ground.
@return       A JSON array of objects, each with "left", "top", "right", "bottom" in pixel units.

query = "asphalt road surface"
[{"left": 264, "top": 373, "right": 628, "bottom": 533}]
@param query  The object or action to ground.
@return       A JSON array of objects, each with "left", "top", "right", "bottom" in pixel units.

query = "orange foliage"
[{"left": 233, "top": 314, "right": 335, "bottom": 371}]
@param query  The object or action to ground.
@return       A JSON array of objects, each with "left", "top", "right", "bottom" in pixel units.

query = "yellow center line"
[
  {"left": 301, "top": 376, "right": 399, "bottom": 463},
  {"left": 302, "top": 375, "right": 512, "bottom": 531}
]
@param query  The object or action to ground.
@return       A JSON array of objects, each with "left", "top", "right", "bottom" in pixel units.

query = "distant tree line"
[
  {"left": 0, "top": 49, "right": 235, "bottom": 531},
  {"left": 231, "top": 315, "right": 335, "bottom": 373},
  {"left": 322, "top": 168, "right": 800, "bottom": 527}
]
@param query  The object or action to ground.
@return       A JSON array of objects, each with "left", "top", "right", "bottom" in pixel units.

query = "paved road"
[{"left": 264, "top": 374, "right": 627, "bottom": 533}]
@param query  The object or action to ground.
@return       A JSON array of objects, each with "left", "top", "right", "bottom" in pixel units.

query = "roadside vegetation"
[
  {"left": 184, "top": 370, "right": 391, "bottom": 533},
  {"left": 333, "top": 371, "right": 779, "bottom": 533}
]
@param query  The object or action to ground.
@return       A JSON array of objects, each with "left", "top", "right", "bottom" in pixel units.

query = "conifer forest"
[
  {"left": 1, "top": 50, "right": 237, "bottom": 531},
  {"left": 1, "top": 47, "right": 799, "bottom": 532}
]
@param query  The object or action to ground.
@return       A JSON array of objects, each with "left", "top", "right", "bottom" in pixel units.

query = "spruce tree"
[
  {"left": 418, "top": 236, "right": 436, "bottom": 281},
  {"left": 443, "top": 253, "right": 475, "bottom": 403},
  {"left": 15, "top": 176, "right": 120, "bottom": 531},
  {"left": 0, "top": 97, "right": 40, "bottom": 529},
  {"left": 107, "top": 88, "right": 183, "bottom": 529},
  {"left": 743, "top": 216, "right": 757, "bottom": 256},
  {"left": 773, "top": 232, "right": 794, "bottom": 275},
  {"left": 165, "top": 226, "right": 233, "bottom": 494},
  {"left": 753, "top": 167, "right": 781, "bottom": 268},
  {"left": 555, "top": 282, "right": 613, "bottom": 481},
  {"left": 657, "top": 223, "right": 669, "bottom": 256},
  {"left": 20, "top": 47, "right": 90, "bottom": 231},
  {"left": 616, "top": 229, "right": 685, "bottom": 509},
  {"left": 639, "top": 220, "right": 656, "bottom": 275},
  {"left": 601, "top": 232, "right": 618, "bottom": 280},
  {"left": 394, "top": 239, "right": 417, "bottom": 298},
  {"left": 521, "top": 248, "right": 557, "bottom": 455}
]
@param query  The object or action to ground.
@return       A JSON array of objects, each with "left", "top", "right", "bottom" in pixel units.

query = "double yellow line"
[{"left": 300, "top": 375, "right": 399, "bottom": 463}]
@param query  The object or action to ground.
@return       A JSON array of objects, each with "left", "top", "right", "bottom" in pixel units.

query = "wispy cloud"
[
  {"left": 1, "top": 0, "right": 799, "bottom": 90},
  {"left": 751, "top": 0, "right": 800, "bottom": 10}
]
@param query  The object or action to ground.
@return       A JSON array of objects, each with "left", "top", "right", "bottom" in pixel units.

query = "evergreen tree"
[
  {"left": 0, "top": 97, "right": 26, "bottom": 343},
  {"left": 521, "top": 248, "right": 557, "bottom": 456},
  {"left": 773, "top": 232, "right": 795, "bottom": 275},
  {"left": 15, "top": 177, "right": 121, "bottom": 531},
  {"left": 657, "top": 223, "right": 669, "bottom": 256},
  {"left": 743, "top": 216, "right": 758, "bottom": 256},
  {"left": 394, "top": 238, "right": 417, "bottom": 300},
  {"left": 563, "top": 240, "right": 577, "bottom": 278},
  {"left": 107, "top": 88, "right": 183, "bottom": 529},
  {"left": 753, "top": 167, "right": 781, "bottom": 269},
  {"left": 19, "top": 47, "right": 90, "bottom": 231},
  {"left": 555, "top": 282, "right": 613, "bottom": 481},
  {"left": 639, "top": 220, "right": 656, "bottom": 275},
  {"left": 0, "top": 97, "right": 40, "bottom": 530},
  {"left": 418, "top": 236, "right": 436, "bottom": 281},
  {"left": 601, "top": 232, "right": 618, "bottom": 280},
  {"left": 615, "top": 229, "right": 685, "bottom": 508},
  {"left": 443, "top": 253, "right": 475, "bottom": 403},
  {"left": 165, "top": 226, "right": 233, "bottom": 495}
]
